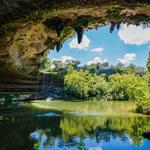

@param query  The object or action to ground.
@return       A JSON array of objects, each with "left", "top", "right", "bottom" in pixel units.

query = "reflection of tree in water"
[
  {"left": 60, "top": 115, "right": 150, "bottom": 146},
  {"left": 0, "top": 93, "right": 20, "bottom": 107},
  {"left": 0, "top": 93, "right": 36, "bottom": 107},
  {"left": 31, "top": 129, "right": 86, "bottom": 150},
  {"left": 59, "top": 115, "right": 127, "bottom": 149},
  {"left": 127, "top": 117, "right": 150, "bottom": 146},
  {"left": 30, "top": 115, "right": 150, "bottom": 149},
  {"left": 1, "top": 113, "right": 149, "bottom": 150}
]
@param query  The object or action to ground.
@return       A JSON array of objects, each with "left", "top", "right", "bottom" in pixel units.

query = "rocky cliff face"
[{"left": 0, "top": 0, "right": 150, "bottom": 91}]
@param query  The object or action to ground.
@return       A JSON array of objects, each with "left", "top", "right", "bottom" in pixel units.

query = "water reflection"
[
  {"left": 0, "top": 93, "right": 34, "bottom": 107},
  {"left": 60, "top": 115, "right": 150, "bottom": 147},
  {"left": 0, "top": 113, "right": 150, "bottom": 150}
]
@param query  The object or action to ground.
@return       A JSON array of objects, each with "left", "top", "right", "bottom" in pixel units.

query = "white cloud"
[
  {"left": 53, "top": 55, "right": 76, "bottom": 64},
  {"left": 91, "top": 48, "right": 104, "bottom": 53},
  {"left": 69, "top": 35, "right": 90, "bottom": 49},
  {"left": 117, "top": 53, "right": 136, "bottom": 64},
  {"left": 118, "top": 24, "right": 150, "bottom": 45},
  {"left": 87, "top": 57, "right": 108, "bottom": 65}
]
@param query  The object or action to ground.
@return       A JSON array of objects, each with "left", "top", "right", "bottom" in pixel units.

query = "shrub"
[{"left": 64, "top": 70, "right": 90, "bottom": 99}]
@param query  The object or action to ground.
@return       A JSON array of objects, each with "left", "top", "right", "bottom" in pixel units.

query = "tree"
[
  {"left": 116, "top": 63, "right": 125, "bottom": 69},
  {"left": 53, "top": 60, "right": 63, "bottom": 71},
  {"left": 65, "top": 59, "right": 80, "bottom": 68},
  {"left": 40, "top": 58, "right": 51, "bottom": 72},
  {"left": 125, "top": 64, "right": 136, "bottom": 74},
  {"left": 63, "top": 65, "right": 150, "bottom": 112},
  {"left": 87, "top": 64, "right": 98, "bottom": 74},
  {"left": 126, "top": 74, "right": 150, "bottom": 112},
  {"left": 147, "top": 52, "right": 150, "bottom": 72},
  {"left": 103, "top": 62, "right": 109, "bottom": 69},
  {"left": 109, "top": 74, "right": 129, "bottom": 100},
  {"left": 88, "top": 75, "right": 108, "bottom": 98},
  {"left": 64, "top": 70, "right": 90, "bottom": 99}
]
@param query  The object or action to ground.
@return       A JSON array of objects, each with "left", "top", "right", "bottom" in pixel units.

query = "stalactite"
[
  {"left": 110, "top": 22, "right": 116, "bottom": 33},
  {"left": 75, "top": 27, "right": 84, "bottom": 44},
  {"left": 116, "top": 23, "right": 121, "bottom": 30}
]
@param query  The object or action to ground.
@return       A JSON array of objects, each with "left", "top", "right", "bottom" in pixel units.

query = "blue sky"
[{"left": 48, "top": 24, "right": 150, "bottom": 67}]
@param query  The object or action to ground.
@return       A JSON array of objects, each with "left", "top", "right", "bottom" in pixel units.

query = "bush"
[
  {"left": 64, "top": 70, "right": 90, "bottom": 99},
  {"left": 64, "top": 70, "right": 150, "bottom": 112},
  {"left": 64, "top": 70, "right": 109, "bottom": 99},
  {"left": 109, "top": 74, "right": 130, "bottom": 100},
  {"left": 88, "top": 75, "right": 108, "bottom": 97}
]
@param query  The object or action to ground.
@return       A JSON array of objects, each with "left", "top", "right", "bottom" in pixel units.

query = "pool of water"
[{"left": 0, "top": 101, "right": 150, "bottom": 150}]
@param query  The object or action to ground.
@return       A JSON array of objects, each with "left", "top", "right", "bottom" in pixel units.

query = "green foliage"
[
  {"left": 64, "top": 69, "right": 150, "bottom": 111},
  {"left": 146, "top": 58, "right": 150, "bottom": 72},
  {"left": 88, "top": 75, "right": 108, "bottom": 98},
  {"left": 65, "top": 60, "right": 80, "bottom": 69},
  {"left": 66, "top": 65, "right": 74, "bottom": 74},
  {"left": 109, "top": 74, "right": 130, "bottom": 100},
  {"left": 87, "top": 64, "right": 98, "bottom": 74},
  {"left": 127, "top": 75, "right": 149, "bottom": 111},
  {"left": 64, "top": 70, "right": 90, "bottom": 99},
  {"left": 60, "top": 115, "right": 150, "bottom": 146},
  {"left": 40, "top": 58, "right": 51, "bottom": 72},
  {"left": 110, "top": 74, "right": 150, "bottom": 111},
  {"left": 53, "top": 60, "right": 63, "bottom": 71},
  {"left": 64, "top": 70, "right": 109, "bottom": 99},
  {"left": 125, "top": 64, "right": 136, "bottom": 74}
]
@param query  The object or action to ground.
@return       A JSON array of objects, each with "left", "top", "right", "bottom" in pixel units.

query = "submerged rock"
[{"left": 143, "top": 130, "right": 150, "bottom": 140}]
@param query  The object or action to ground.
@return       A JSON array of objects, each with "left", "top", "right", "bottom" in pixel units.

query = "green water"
[
  {"left": 0, "top": 101, "right": 150, "bottom": 150},
  {"left": 31, "top": 100, "right": 137, "bottom": 116}
]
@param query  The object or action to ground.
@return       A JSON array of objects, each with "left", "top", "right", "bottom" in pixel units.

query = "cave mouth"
[
  {"left": 0, "top": 23, "right": 150, "bottom": 96},
  {"left": 34, "top": 23, "right": 150, "bottom": 98}
]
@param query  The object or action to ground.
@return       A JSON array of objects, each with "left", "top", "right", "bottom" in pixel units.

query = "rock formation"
[{"left": 0, "top": 0, "right": 150, "bottom": 91}]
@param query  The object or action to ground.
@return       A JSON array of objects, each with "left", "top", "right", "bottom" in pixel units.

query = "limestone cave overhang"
[{"left": 0, "top": 0, "right": 150, "bottom": 82}]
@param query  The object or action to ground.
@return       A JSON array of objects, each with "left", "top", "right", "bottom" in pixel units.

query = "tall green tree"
[
  {"left": 53, "top": 60, "right": 63, "bottom": 71},
  {"left": 65, "top": 59, "right": 80, "bottom": 68},
  {"left": 147, "top": 52, "right": 150, "bottom": 72},
  {"left": 125, "top": 64, "right": 136, "bottom": 74},
  {"left": 64, "top": 70, "right": 90, "bottom": 99},
  {"left": 87, "top": 64, "right": 98, "bottom": 74},
  {"left": 89, "top": 75, "right": 108, "bottom": 98}
]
